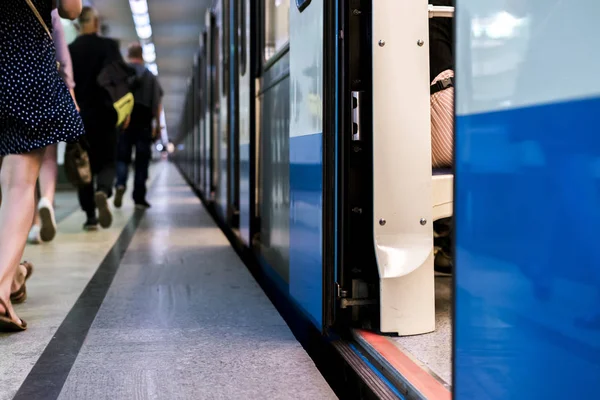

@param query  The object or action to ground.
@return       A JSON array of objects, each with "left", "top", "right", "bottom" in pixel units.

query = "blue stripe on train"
[
  {"left": 289, "top": 132, "right": 324, "bottom": 330},
  {"left": 455, "top": 95, "right": 600, "bottom": 399}
]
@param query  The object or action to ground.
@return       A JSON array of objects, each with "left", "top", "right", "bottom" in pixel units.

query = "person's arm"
[
  {"left": 153, "top": 102, "right": 163, "bottom": 140},
  {"left": 152, "top": 77, "right": 164, "bottom": 140},
  {"left": 69, "top": 88, "right": 79, "bottom": 112},
  {"left": 53, "top": 0, "right": 82, "bottom": 20},
  {"left": 51, "top": 10, "right": 79, "bottom": 111}
]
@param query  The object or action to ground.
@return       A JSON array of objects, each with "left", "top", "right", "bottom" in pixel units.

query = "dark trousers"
[
  {"left": 116, "top": 128, "right": 152, "bottom": 203},
  {"left": 78, "top": 122, "right": 118, "bottom": 217}
]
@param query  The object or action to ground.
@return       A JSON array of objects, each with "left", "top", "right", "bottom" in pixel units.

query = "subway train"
[
  {"left": 175, "top": 0, "right": 600, "bottom": 399},
  {"left": 177, "top": 0, "right": 442, "bottom": 338}
]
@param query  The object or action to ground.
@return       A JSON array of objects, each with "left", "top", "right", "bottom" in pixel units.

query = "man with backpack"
[
  {"left": 69, "top": 6, "right": 126, "bottom": 230},
  {"left": 113, "top": 42, "right": 164, "bottom": 210}
]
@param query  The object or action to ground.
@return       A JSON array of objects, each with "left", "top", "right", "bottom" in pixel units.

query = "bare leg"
[
  {"left": 39, "top": 143, "right": 57, "bottom": 204},
  {"left": 32, "top": 144, "right": 58, "bottom": 242},
  {"left": 33, "top": 187, "right": 39, "bottom": 225},
  {"left": 0, "top": 150, "right": 44, "bottom": 325}
]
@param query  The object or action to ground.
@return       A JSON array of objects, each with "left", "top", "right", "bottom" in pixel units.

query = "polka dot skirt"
[{"left": 0, "top": 0, "right": 84, "bottom": 156}]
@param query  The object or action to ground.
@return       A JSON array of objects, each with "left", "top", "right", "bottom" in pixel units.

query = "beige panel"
[{"left": 372, "top": 0, "right": 435, "bottom": 334}]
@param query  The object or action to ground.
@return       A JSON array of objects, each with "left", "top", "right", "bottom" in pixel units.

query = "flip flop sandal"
[
  {"left": 0, "top": 297, "right": 26, "bottom": 332},
  {"left": 10, "top": 261, "right": 33, "bottom": 304},
  {"left": 21, "top": 261, "right": 33, "bottom": 280}
]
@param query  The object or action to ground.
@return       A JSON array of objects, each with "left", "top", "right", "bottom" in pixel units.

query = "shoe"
[
  {"left": 28, "top": 225, "right": 42, "bottom": 244},
  {"left": 434, "top": 248, "right": 453, "bottom": 275},
  {"left": 114, "top": 185, "right": 125, "bottom": 209},
  {"left": 0, "top": 297, "right": 26, "bottom": 332},
  {"left": 38, "top": 197, "right": 57, "bottom": 242},
  {"left": 434, "top": 220, "right": 453, "bottom": 274},
  {"left": 94, "top": 191, "right": 112, "bottom": 228},
  {"left": 135, "top": 200, "right": 151, "bottom": 210},
  {"left": 10, "top": 261, "right": 33, "bottom": 304},
  {"left": 84, "top": 216, "right": 99, "bottom": 231}
]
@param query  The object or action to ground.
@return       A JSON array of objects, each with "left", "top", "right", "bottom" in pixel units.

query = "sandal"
[
  {"left": 10, "top": 261, "right": 33, "bottom": 304},
  {"left": 0, "top": 296, "right": 26, "bottom": 332}
]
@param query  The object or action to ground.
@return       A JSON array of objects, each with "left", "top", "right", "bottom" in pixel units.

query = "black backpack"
[{"left": 96, "top": 60, "right": 137, "bottom": 127}]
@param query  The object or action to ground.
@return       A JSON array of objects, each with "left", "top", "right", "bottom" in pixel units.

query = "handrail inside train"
[{"left": 428, "top": 5, "right": 454, "bottom": 18}]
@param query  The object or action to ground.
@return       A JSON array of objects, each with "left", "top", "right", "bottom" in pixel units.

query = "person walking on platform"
[
  {"left": 28, "top": 8, "right": 80, "bottom": 244},
  {"left": 114, "top": 42, "right": 164, "bottom": 210},
  {"left": 69, "top": 6, "right": 123, "bottom": 230},
  {"left": 0, "top": 0, "right": 84, "bottom": 332}
]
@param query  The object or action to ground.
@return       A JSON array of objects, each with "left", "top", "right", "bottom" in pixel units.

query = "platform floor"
[
  {"left": 1, "top": 162, "right": 336, "bottom": 400},
  {"left": 390, "top": 273, "right": 452, "bottom": 385}
]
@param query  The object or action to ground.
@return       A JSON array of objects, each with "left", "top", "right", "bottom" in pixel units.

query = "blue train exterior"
[
  {"left": 455, "top": 0, "right": 600, "bottom": 398},
  {"left": 175, "top": 0, "right": 600, "bottom": 398},
  {"left": 177, "top": 0, "right": 332, "bottom": 331}
]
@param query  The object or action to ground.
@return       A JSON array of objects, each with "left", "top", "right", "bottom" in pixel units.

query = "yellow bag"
[{"left": 113, "top": 92, "right": 135, "bottom": 127}]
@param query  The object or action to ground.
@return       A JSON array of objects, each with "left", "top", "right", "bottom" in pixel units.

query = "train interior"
[
  {"left": 337, "top": 0, "right": 454, "bottom": 391},
  {"left": 177, "top": 0, "right": 455, "bottom": 397}
]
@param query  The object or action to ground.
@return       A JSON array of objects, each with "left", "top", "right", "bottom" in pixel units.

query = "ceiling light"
[
  {"left": 133, "top": 13, "right": 150, "bottom": 26},
  {"left": 142, "top": 43, "right": 156, "bottom": 63},
  {"left": 147, "top": 63, "right": 159, "bottom": 75},
  {"left": 129, "top": 0, "right": 148, "bottom": 15},
  {"left": 129, "top": 0, "right": 158, "bottom": 73},
  {"left": 135, "top": 24, "right": 152, "bottom": 39}
]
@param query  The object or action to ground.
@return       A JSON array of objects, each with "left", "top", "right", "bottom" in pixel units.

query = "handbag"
[
  {"left": 64, "top": 142, "right": 92, "bottom": 187},
  {"left": 24, "top": 0, "right": 60, "bottom": 71}
]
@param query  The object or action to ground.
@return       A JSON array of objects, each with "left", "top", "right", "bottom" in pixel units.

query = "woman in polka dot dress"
[{"left": 0, "top": 0, "right": 83, "bottom": 331}]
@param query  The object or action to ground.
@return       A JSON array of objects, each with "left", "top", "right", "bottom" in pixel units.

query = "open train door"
[
  {"left": 370, "top": 0, "right": 436, "bottom": 335},
  {"left": 287, "top": 0, "right": 335, "bottom": 332},
  {"left": 205, "top": 10, "right": 219, "bottom": 203},
  {"left": 287, "top": 0, "right": 378, "bottom": 334},
  {"left": 331, "top": 0, "right": 437, "bottom": 335}
]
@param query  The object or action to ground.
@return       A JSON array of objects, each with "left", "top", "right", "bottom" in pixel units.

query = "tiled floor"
[
  {"left": 0, "top": 165, "right": 164, "bottom": 400},
  {"left": 1, "top": 162, "right": 336, "bottom": 400}
]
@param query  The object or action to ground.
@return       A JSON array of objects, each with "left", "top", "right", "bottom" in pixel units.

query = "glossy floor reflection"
[{"left": 0, "top": 164, "right": 163, "bottom": 400}]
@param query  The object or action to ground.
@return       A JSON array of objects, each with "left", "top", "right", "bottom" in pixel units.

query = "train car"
[{"left": 175, "top": 0, "right": 600, "bottom": 398}]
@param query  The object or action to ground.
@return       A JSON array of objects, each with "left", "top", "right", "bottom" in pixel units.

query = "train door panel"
[
  {"left": 201, "top": 30, "right": 212, "bottom": 198},
  {"left": 455, "top": 1, "right": 600, "bottom": 398},
  {"left": 192, "top": 67, "right": 199, "bottom": 188},
  {"left": 256, "top": 0, "right": 291, "bottom": 290},
  {"left": 213, "top": 1, "right": 228, "bottom": 219},
  {"left": 237, "top": 0, "right": 252, "bottom": 244},
  {"left": 228, "top": 0, "right": 240, "bottom": 229},
  {"left": 197, "top": 51, "right": 206, "bottom": 194},
  {"left": 288, "top": 0, "right": 325, "bottom": 329},
  {"left": 322, "top": 0, "right": 377, "bottom": 332},
  {"left": 195, "top": 57, "right": 203, "bottom": 190},
  {"left": 208, "top": 11, "right": 220, "bottom": 203},
  {"left": 370, "top": 0, "right": 435, "bottom": 335}
]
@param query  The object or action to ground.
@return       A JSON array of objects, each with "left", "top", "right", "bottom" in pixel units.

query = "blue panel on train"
[
  {"left": 239, "top": 143, "right": 251, "bottom": 244},
  {"left": 455, "top": 96, "right": 600, "bottom": 399},
  {"left": 289, "top": 133, "right": 323, "bottom": 329}
]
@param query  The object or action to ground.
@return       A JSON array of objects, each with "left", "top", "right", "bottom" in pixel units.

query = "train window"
[
  {"left": 295, "top": 0, "right": 311, "bottom": 11},
  {"left": 264, "top": 0, "right": 290, "bottom": 61},
  {"left": 221, "top": 1, "right": 229, "bottom": 95}
]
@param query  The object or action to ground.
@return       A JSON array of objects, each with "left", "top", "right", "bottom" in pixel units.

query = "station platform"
[{"left": 1, "top": 162, "right": 336, "bottom": 400}]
